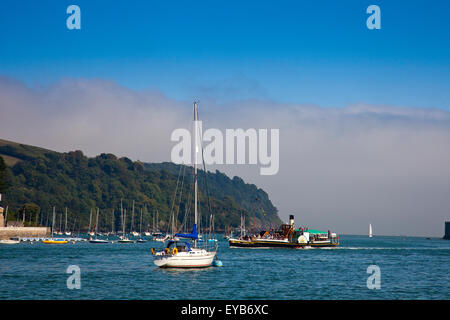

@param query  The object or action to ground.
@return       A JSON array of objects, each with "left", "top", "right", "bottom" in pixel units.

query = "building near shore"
[
  {"left": 0, "top": 205, "right": 49, "bottom": 239},
  {"left": 0, "top": 226, "right": 49, "bottom": 240}
]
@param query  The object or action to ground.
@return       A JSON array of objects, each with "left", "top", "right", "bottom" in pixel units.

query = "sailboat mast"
[
  {"left": 51, "top": 206, "right": 55, "bottom": 238},
  {"left": 95, "top": 208, "right": 99, "bottom": 235},
  {"left": 120, "top": 199, "right": 124, "bottom": 234},
  {"left": 140, "top": 208, "right": 143, "bottom": 234},
  {"left": 193, "top": 101, "right": 199, "bottom": 245},
  {"left": 131, "top": 200, "right": 135, "bottom": 232},
  {"left": 88, "top": 209, "right": 92, "bottom": 233},
  {"left": 123, "top": 209, "right": 127, "bottom": 234},
  {"left": 194, "top": 101, "right": 198, "bottom": 227},
  {"left": 65, "top": 207, "right": 68, "bottom": 233},
  {"left": 111, "top": 209, "right": 115, "bottom": 234}
]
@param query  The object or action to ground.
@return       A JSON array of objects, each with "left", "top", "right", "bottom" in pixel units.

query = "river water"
[{"left": 0, "top": 235, "right": 449, "bottom": 299}]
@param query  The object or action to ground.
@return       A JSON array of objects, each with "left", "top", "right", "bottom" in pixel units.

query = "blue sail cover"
[{"left": 175, "top": 224, "right": 199, "bottom": 240}]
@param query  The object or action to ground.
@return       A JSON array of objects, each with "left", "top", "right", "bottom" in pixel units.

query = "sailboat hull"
[
  {"left": 0, "top": 240, "right": 20, "bottom": 244},
  {"left": 89, "top": 239, "right": 109, "bottom": 243},
  {"left": 153, "top": 250, "right": 216, "bottom": 268}
]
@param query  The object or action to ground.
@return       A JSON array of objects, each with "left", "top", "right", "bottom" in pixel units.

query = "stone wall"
[{"left": 0, "top": 227, "right": 49, "bottom": 239}]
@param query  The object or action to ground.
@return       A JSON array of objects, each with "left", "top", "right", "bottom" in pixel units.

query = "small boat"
[
  {"left": 89, "top": 239, "right": 109, "bottom": 244},
  {"left": 369, "top": 223, "right": 373, "bottom": 238},
  {"left": 43, "top": 239, "right": 68, "bottom": 244},
  {"left": 137, "top": 238, "right": 147, "bottom": 243},
  {"left": 0, "top": 237, "right": 20, "bottom": 244},
  {"left": 118, "top": 238, "right": 135, "bottom": 243},
  {"left": 43, "top": 207, "right": 68, "bottom": 244}
]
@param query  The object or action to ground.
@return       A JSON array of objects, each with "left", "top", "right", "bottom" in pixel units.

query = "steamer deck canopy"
[{"left": 299, "top": 229, "right": 327, "bottom": 234}]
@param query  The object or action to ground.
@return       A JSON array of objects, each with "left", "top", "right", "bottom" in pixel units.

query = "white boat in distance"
[
  {"left": 153, "top": 239, "right": 216, "bottom": 268},
  {"left": 369, "top": 224, "right": 373, "bottom": 238},
  {"left": 0, "top": 237, "right": 20, "bottom": 244},
  {"left": 89, "top": 208, "right": 109, "bottom": 243}
]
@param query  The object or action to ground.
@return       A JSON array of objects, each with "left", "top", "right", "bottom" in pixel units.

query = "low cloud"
[{"left": 1, "top": 76, "right": 449, "bottom": 236}]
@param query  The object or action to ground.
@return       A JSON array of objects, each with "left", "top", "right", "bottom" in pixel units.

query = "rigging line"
[
  {"left": 180, "top": 175, "right": 193, "bottom": 233},
  {"left": 174, "top": 164, "right": 186, "bottom": 232},
  {"left": 167, "top": 164, "right": 183, "bottom": 235},
  {"left": 200, "top": 137, "right": 214, "bottom": 236}
]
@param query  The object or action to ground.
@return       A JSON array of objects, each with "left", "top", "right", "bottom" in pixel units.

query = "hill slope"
[{"left": 0, "top": 139, "right": 282, "bottom": 233}]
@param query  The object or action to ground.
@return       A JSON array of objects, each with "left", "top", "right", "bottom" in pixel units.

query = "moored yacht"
[{"left": 152, "top": 101, "right": 217, "bottom": 268}]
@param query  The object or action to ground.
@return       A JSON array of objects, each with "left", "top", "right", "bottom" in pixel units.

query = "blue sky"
[
  {"left": 1, "top": 1, "right": 450, "bottom": 235},
  {"left": 0, "top": 0, "right": 449, "bottom": 109}
]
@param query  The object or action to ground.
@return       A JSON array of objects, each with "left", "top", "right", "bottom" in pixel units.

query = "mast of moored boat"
[
  {"left": 120, "top": 199, "right": 123, "bottom": 235},
  {"left": 123, "top": 209, "right": 127, "bottom": 235},
  {"left": 59, "top": 212, "right": 62, "bottom": 234},
  {"left": 51, "top": 206, "right": 55, "bottom": 238},
  {"left": 140, "top": 207, "right": 143, "bottom": 235},
  {"left": 131, "top": 200, "right": 135, "bottom": 234},
  {"left": 88, "top": 209, "right": 92, "bottom": 234},
  {"left": 111, "top": 209, "right": 115, "bottom": 235},
  {"left": 193, "top": 101, "right": 199, "bottom": 247},
  {"left": 95, "top": 207, "right": 99, "bottom": 238}
]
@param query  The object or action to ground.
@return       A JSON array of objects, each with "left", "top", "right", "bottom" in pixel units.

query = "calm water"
[{"left": 0, "top": 235, "right": 449, "bottom": 300}]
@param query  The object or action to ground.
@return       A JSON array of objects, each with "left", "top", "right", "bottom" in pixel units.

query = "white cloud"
[{"left": 1, "top": 76, "right": 449, "bottom": 237}]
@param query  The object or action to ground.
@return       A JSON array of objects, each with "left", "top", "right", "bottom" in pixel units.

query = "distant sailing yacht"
[
  {"left": 89, "top": 208, "right": 108, "bottom": 243},
  {"left": 137, "top": 208, "right": 147, "bottom": 243},
  {"left": 87, "top": 209, "right": 95, "bottom": 237},
  {"left": 64, "top": 207, "right": 71, "bottom": 236},
  {"left": 152, "top": 101, "right": 217, "bottom": 268},
  {"left": 43, "top": 207, "right": 68, "bottom": 244},
  {"left": 118, "top": 204, "right": 135, "bottom": 243},
  {"left": 369, "top": 224, "right": 373, "bottom": 238}
]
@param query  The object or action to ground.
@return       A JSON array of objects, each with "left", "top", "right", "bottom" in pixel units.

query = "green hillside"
[{"left": 0, "top": 139, "right": 282, "bottom": 233}]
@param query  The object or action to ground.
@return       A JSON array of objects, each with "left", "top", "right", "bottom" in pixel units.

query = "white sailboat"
[
  {"left": 152, "top": 101, "right": 217, "bottom": 268},
  {"left": 43, "top": 207, "right": 68, "bottom": 244},
  {"left": 137, "top": 208, "right": 147, "bottom": 243},
  {"left": 0, "top": 238, "right": 20, "bottom": 244},
  {"left": 88, "top": 209, "right": 95, "bottom": 236},
  {"left": 118, "top": 204, "right": 135, "bottom": 243},
  {"left": 369, "top": 223, "right": 373, "bottom": 238},
  {"left": 64, "top": 207, "right": 72, "bottom": 236},
  {"left": 89, "top": 208, "right": 108, "bottom": 243}
]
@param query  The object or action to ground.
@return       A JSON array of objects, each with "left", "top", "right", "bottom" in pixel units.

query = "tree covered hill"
[{"left": 0, "top": 139, "right": 282, "bottom": 233}]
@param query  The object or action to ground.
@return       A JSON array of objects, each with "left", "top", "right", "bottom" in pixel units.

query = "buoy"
[{"left": 212, "top": 259, "right": 223, "bottom": 267}]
